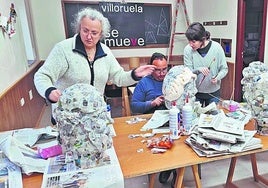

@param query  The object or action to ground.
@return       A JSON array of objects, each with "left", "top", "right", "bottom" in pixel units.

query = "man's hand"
[{"left": 151, "top": 96, "right": 165, "bottom": 107}]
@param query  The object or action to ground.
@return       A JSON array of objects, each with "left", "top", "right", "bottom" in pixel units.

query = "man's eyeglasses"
[{"left": 154, "top": 67, "right": 168, "bottom": 74}]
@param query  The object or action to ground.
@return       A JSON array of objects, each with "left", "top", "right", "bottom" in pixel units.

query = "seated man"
[
  {"left": 131, "top": 52, "right": 168, "bottom": 114},
  {"left": 131, "top": 52, "right": 175, "bottom": 185}
]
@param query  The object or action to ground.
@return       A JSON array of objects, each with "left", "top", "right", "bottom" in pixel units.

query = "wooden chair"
[
  {"left": 122, "top": 86, "right": 131, "bottom": 116},
  {"left": 121, "top": 57, "right": 140, "bottom": 116}
]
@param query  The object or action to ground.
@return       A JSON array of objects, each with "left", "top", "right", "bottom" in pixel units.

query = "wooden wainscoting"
[
  {"left": 220, "top": 62, "right": 235, "bottom": 100},
  {"left": 0, "top": 61, "right": 46, "bottom": 132}
]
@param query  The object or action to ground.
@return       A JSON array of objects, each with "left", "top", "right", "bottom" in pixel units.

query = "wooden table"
[
  {"left": 112, "top": 114, "right": 201, "bottom": 188},
  {"left": 23, "top": 114, "right": 268, "bottom": 188},
  {"left": 23, "top": 173, "right": 43, "bottom": 187},
  {"left": 112, "top": 114, "right": 268, "bottom": 188}
]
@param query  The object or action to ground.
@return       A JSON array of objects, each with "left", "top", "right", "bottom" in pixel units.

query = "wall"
[
  {"left": 29, "top": 0, "right": 66, "bottom": 60},
  {"left": 0, "top": 0, "right": 28, "bottom": 94},
  {"left": 29, "top": 0, "right": 192, "bottom": 60},
  {"left": 192, "top": 0, "right": 238, "bottom": 64}
]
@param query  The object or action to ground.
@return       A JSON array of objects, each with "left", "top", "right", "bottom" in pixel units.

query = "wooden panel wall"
[
  {"left": 0, "top": 61, "right": 46, "bottom": 132},
  {"left": 220, "top": 62, "right": 235, "bottom": 100}
]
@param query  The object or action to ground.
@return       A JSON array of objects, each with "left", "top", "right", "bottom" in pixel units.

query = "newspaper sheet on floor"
[
  {"left": 41, "top": 146, "right": 124, "bottom": 188},
  {"left": 0, "top": 151, "right": 23, "bottom": 188}
]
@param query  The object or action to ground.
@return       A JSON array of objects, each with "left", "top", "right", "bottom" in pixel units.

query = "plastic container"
[
  {"left": 38, "top": 145, "right": 62, "bottom": 159},
  {"left": 106, "top": 104, "right": 114, "bottom": 124},
  {"left": 107, "top": 104, "right": 112, "bottom": 118},
  {"left": 182, "top": 102, "right": 193, "bottom": 132},
  {"left": 222, "top": 100, "right": 239, "bottom": 112},
  {"left": 169, "top": 102, "right": 180, "bottom": 139}
]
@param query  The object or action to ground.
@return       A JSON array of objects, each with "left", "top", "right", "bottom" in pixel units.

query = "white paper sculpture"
[
  {"left": 241, "top": 61, "right": 268, "bottom": 135},
  {"left": 54, "top": 83, "right": 113, "bottom": 167},
  {"left": 162, "top": 65, "right": 197, "bottom": 110}
]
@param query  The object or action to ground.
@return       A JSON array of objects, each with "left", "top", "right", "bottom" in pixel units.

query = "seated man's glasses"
[{"left": 154, "top": 67, "right": 168, "bottom": 74}]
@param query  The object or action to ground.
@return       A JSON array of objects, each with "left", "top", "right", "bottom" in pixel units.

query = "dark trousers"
[{"left": 195, "top": 89, "right": 220, "bottom": 107}]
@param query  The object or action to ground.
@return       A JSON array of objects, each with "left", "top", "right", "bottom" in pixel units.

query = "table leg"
[
  {"left": 149, "top": 173, "right": 156, "bottom": 188},
  {"left": 225, "top": 157, "right": 238, "bottom": 188},
  {"left": 174, "top": 167, "right": 185, "bottom": 188},
  {"left": 191, "top": 165, "right": 202, "bottom": 188},
  {"left": 251, "top": 153, "right": 259, "bottom": 182},
  {"left": 173, "top": 165, "right": 201, "bottom": 188},
  {"left": 251, "top": 153, "right": 268, "bottom": 185}
]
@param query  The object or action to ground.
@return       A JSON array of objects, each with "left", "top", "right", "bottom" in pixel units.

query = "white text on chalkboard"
[
  {"left": 100, "top": 3, "right": 143, "bottom": 13},
  {"left": 105, "top": 29, "right": 145, "bottom": 47}
]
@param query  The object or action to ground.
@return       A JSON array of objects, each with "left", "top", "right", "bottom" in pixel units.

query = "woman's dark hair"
[
  {"left": 185, "top": 22, "right": 209, "bottom": 41},
  {"left": 150, "top": 52, "right": 167, "bottom": 64},
  {"left": 205, "top": 31, "right": 211, "bottom": 40}
]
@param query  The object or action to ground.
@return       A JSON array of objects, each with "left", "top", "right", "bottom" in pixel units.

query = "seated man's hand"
[{"left": 151, "top": 96, "right": 164, "bottom": 107}]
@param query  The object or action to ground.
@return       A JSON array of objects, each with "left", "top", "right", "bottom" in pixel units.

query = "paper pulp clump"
[
  {"left": 162, "top": 65, "right": 197, "bottom": 110},
  {"left": 54, "top": 83, "right": 113, "bottom": 167},
  {"left": 241, "top": 61, "right": 268, "bottom": 135}
]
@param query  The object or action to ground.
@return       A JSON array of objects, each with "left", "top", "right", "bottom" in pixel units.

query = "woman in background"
[{"left": 184, "top": 22, "right": 228, "bottom": 106}]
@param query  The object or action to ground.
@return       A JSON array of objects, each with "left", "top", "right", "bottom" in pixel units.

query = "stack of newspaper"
[{"left": 185, "top": 110, "right": 263, "bottom": 157}]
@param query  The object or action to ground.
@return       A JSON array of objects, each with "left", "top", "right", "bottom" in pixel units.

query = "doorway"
[
  {"left": 244, "top": 0, "right": 265, "bottom": 66},
  {"left": 235, "top": 0, "right": 267, "bottom": 101}
]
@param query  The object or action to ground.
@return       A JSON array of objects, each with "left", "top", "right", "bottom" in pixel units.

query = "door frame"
[
  {"left": 234, "top": 0, "right": 267, "bottom": 101},
  {"left": 259, "top": 0, "right": 268, "bottom": 61}
]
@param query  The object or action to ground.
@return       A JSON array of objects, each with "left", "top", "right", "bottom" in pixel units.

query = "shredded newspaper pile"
[{"left": 241, "top": 61, "right": 268, "bottom": 135}]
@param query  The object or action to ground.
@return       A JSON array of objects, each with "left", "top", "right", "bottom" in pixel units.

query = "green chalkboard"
[{"left": 62, "top": 1, "right": 171, "bottom": 48}]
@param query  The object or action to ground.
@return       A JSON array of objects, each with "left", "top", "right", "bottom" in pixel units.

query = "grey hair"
[{"left": 72, "top": 7, "right": 111, "bottom": 40}]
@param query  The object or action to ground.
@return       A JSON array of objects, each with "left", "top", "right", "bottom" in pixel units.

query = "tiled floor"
[{"left": 40, "top": 98, "right": 268, "bottom": 188}]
